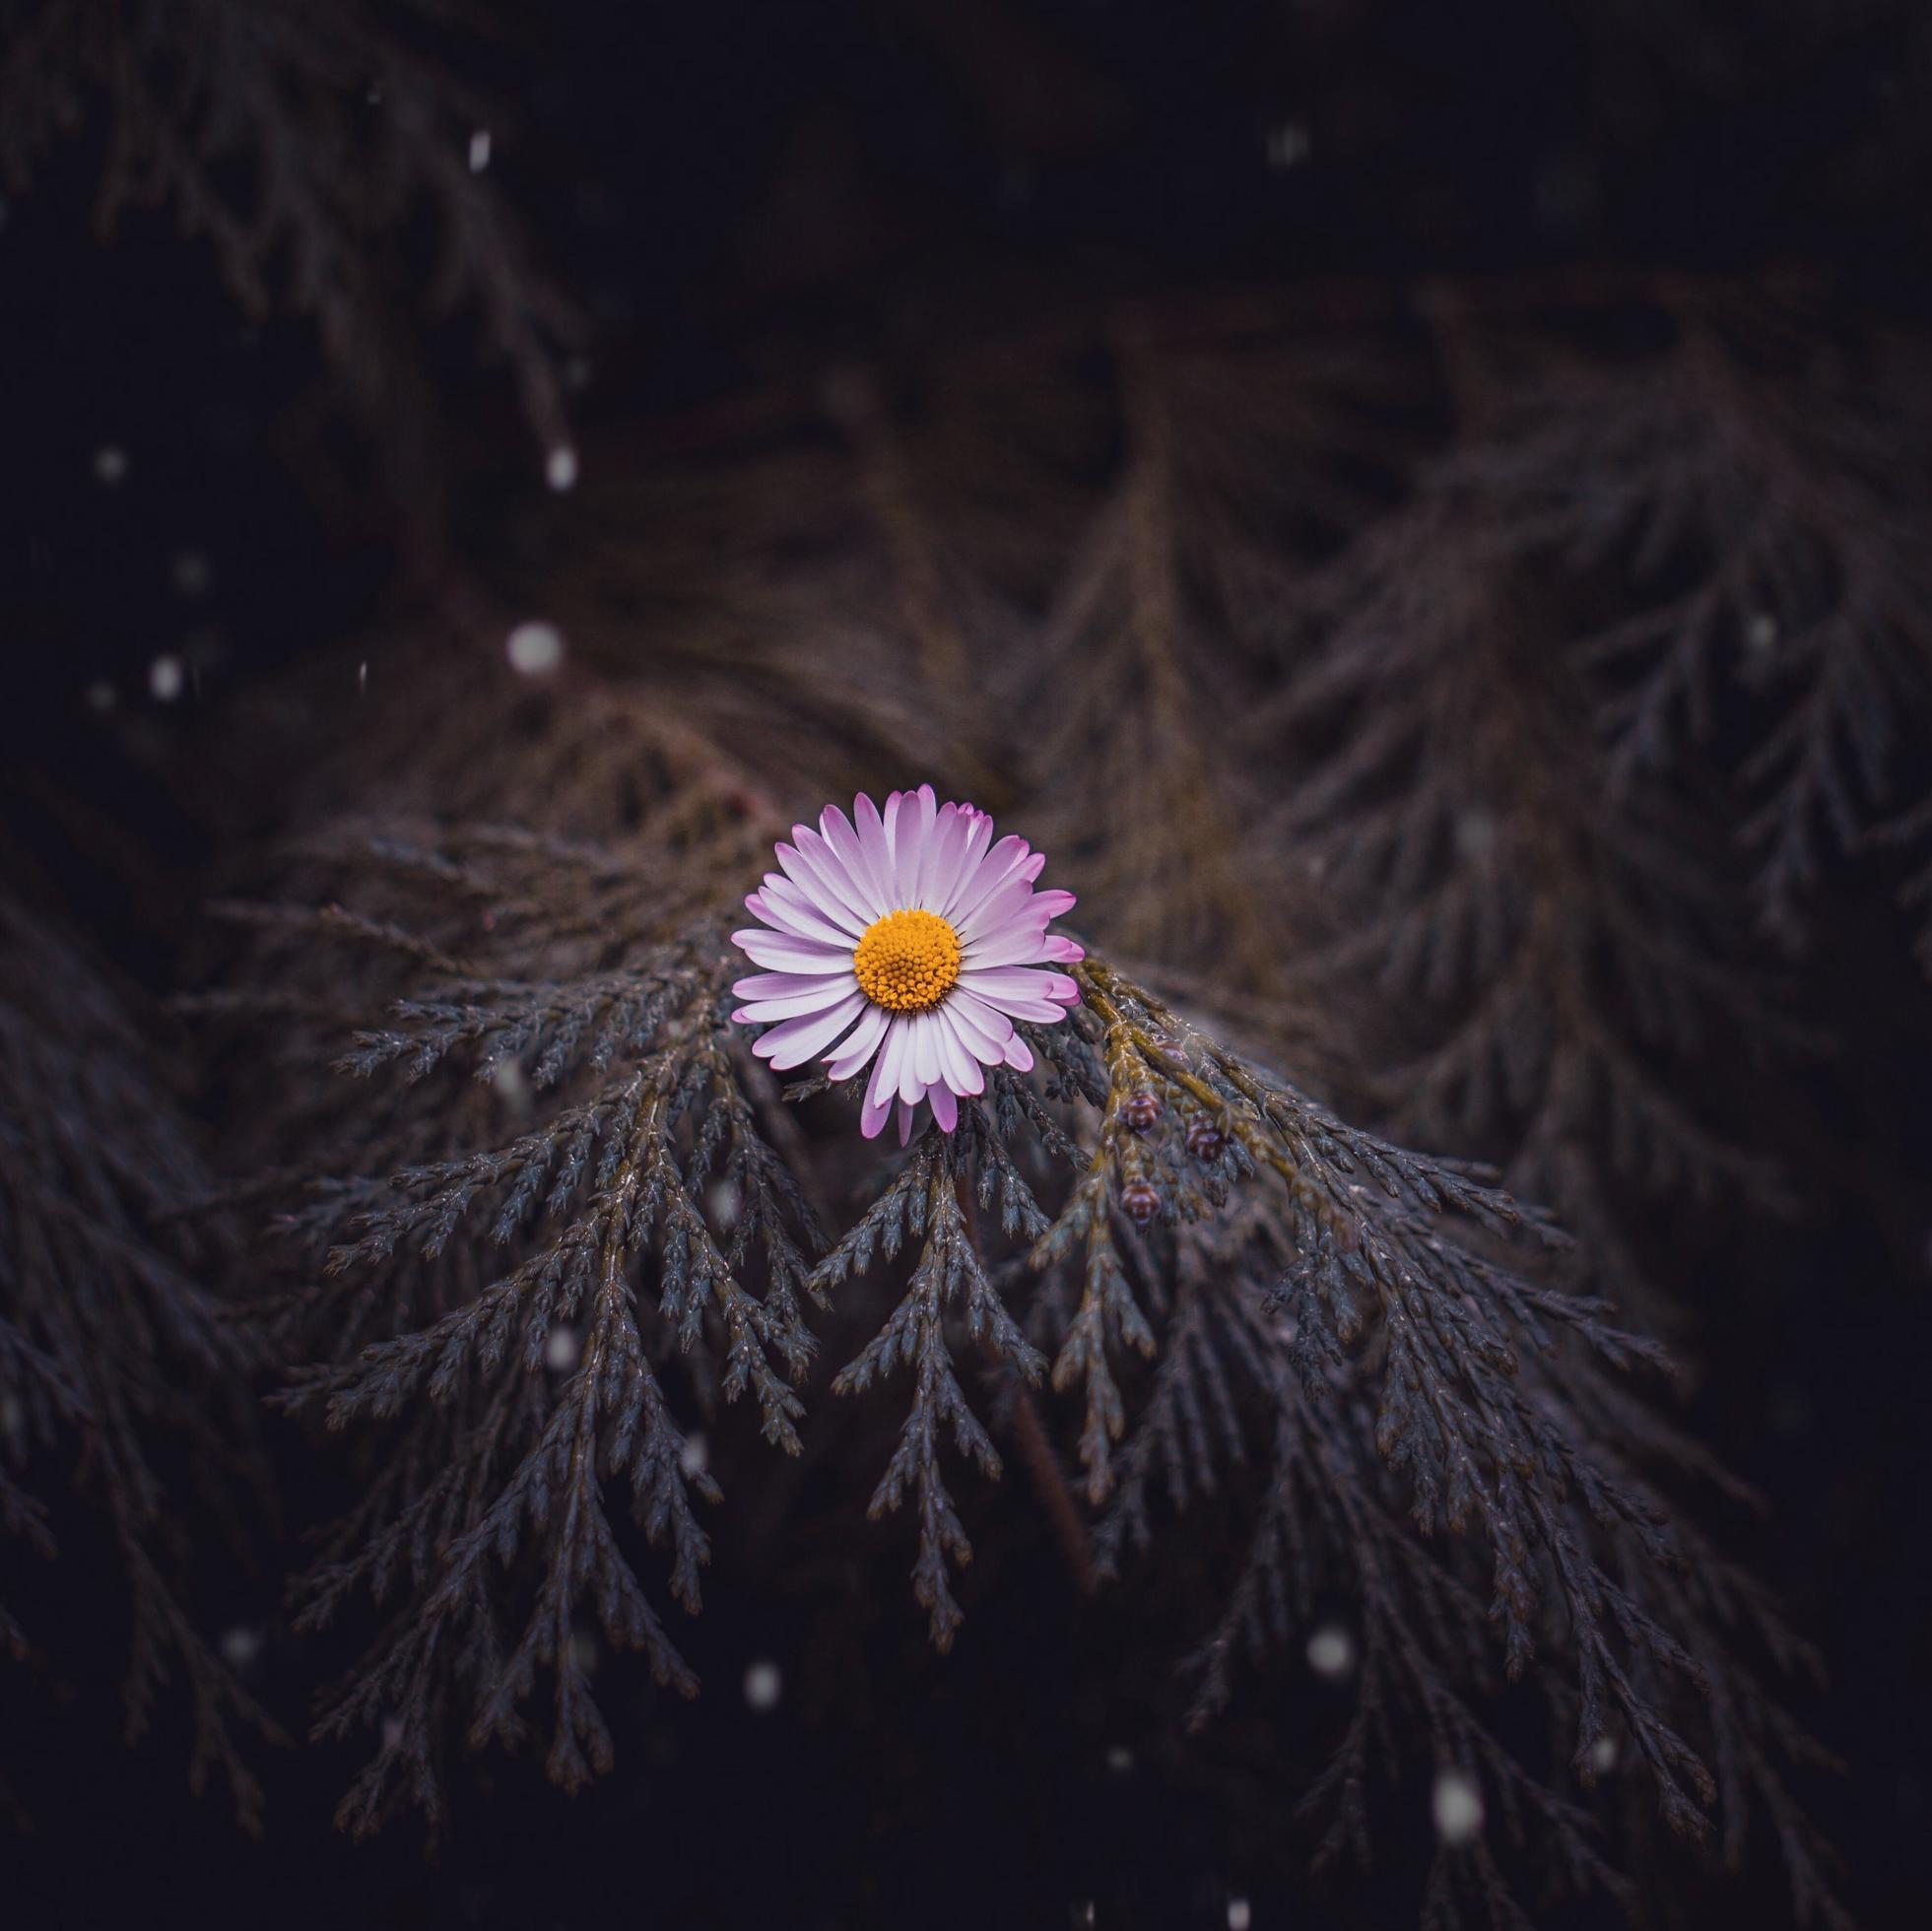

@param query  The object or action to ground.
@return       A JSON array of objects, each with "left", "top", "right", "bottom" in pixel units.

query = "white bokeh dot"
[
  {"left": 219, "top": 1626, "right": 262, "bottom": 1669},
  {"left": 743, "top": 1658, "right": 782, "bottom": 1711},
  {"left": 93, "top": 445, "right": 129, "bottom": 485},
  {"left": 1305, "top": 1625, "right": 1356, "bottom": 1681},
  {"left": 149, "top": 655, "right": 185, "bottom": 702},
  {"left": 1227, "top": 1901, "right": 1252, "bottom": 1931},
  {"left": 506, "top": 621, "right": 565, "bottom": 677},
  {"left": 1432, "top": 1769, "right": 1486, "bottom": 1844},
  {"left": 546, "top": 444, "right": 579, "bottom": 493}
]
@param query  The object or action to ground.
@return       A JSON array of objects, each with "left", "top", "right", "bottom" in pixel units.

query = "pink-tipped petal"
[
  {"left": 959, "top": 966, "right": 1080, "bottom": 1006},
  {"left": 912, "top": 802, "right": 962, "bottom": 908},
  {"left": 962, "top": 923, "right": 1074, "bottom": 970},
  {"left": 755, "top": 991, "right": 869, "bottom": 1069},
  {"left": 825, "top": 1001, "right": 891, "bottom": 1081},
  {"left": 928, "top": 1083, "right": 958, "bottom": 1132},
  {"left": 820, "top": 805, "right": 887, "bottom": 919},
  {"left": 764, "top": 868, "right": 868, "bottom": 936},
  {"left": 782, "top": 828, "right": 876, "bottom": 929},
  {"left": 852, "top": 793, "right": 896, "bottom": 905},
  {"left": 957, "top": 875, "right": 1041, "bottom": 943},
  {"left": 945, "top": 833, "right": 1033, "bottom": 925},
  {"left": 733, "top": 968, "right": 853, "bottom": 1001},
  {"left": 735, "top": 976, "right": 860, "bottom": 1023},
  {"left": 746, "top": 886, "right": 853, "bottom": 951},
  {"left": 732, "top": 929, "right": 854, "bottom": 974},
  {"left": 861, "top": 1088, "right": 893, "bottom": 1138},
  {"left": 896, "top": 1099, "right": 916, "bottom": 1146},
  {"left": 894, "top": 785, "right": 938, "bottom": 902},
  {"left": 1003, "top": 1032, "right": 1034, "bottom": 1072}
]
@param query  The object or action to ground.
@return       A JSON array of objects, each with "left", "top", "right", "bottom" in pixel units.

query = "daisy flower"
[{"left": 730, "top": 786, "right": 1084, "bottom": 1143}]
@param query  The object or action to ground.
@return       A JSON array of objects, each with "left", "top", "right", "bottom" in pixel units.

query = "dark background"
[{"left": 2, "top": 2, "right": 1929, "bottom": 1926}]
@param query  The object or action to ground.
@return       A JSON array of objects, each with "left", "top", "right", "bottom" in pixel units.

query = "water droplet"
[
  {"left": 1588, "top": 1735, "right": 1618, "bottom": 1774},
  {"left": 545, "top": 1325, "right": 580, "bottom": 1372},
  {"left": 679, "top": 1432, "right": 709, "bottom": 1480}
]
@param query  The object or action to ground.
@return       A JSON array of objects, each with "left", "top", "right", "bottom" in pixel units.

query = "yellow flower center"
[{"left": 852, "top": 907, "right": 962, "bottom": 1013}]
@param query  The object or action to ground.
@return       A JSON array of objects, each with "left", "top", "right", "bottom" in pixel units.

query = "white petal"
[
  {"left": 934, "top": 1009, "right": 985, "bottom": 1096},
  {"left": 866, "top": 1021, "right": 902, "bottom": 1117},
  {"left": 945, "top": 987, "right": 1019, "bottom": 1062},
  {"left": 896, "top": 1017, "right": 928, "bottom": 1105},
  {"left": 896, "top": 1099, "right": 917, "bottom": 1145}
]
